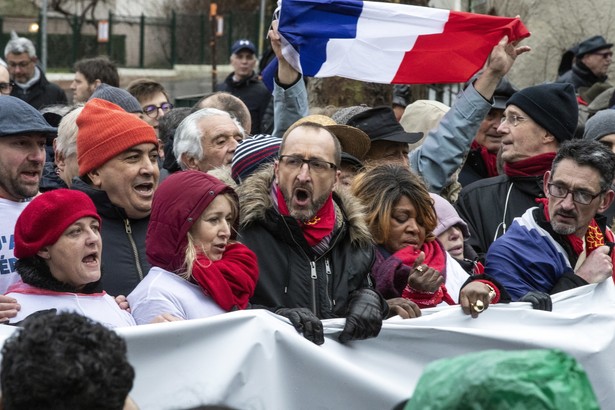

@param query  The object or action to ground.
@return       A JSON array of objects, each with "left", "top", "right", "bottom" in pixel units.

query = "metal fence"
[{"left": 0, "top": 10, "right": 260, "bottom": 70}]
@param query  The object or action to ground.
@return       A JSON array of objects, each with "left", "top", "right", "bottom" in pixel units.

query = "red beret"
[{"left": 14, "top": 189, "right": 102, "bottom": 259}]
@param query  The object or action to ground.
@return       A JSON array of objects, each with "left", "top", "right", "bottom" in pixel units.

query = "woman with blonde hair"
[
  {"left": 351, "top": 164, "right": 508, "bottom": 317},
  {"left": 128, "top": 170, "right": 259, "bottom": 324}
]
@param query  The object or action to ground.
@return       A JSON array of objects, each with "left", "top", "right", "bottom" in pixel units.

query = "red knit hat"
[
  {"left": 77, "top": 98, "right": 158, "bottom": 176},
  {"left": 14, "top": 189, "right": 102, "bottom": 259}
]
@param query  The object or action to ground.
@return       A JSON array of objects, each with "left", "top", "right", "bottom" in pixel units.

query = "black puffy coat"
[{"left": 237, "top": 165, "right": 377, "bottom": 319}]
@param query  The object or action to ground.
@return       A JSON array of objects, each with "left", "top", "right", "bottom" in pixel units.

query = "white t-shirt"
[
  {"left": 128, "top": 266, "right": 225, "bottom": 325},
  {"left": 6, "top": 282, "right": 136, "bottom": 329},
  {"left": 0, "top": 198, "right": 31, "bottom": 293}
]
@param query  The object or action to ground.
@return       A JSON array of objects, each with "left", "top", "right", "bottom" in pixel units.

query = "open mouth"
[
  {"left": 134, "top": 182, "right": 154, "bottom": 195},
  {"left": 21, "top": 171, "right": 41, "bottom": 181},
  {"left": 293, "top": 188, "right": 311, "bottom": 206},
  {"left": 82, "top": 252, "right": 99, "bottom": 266}
]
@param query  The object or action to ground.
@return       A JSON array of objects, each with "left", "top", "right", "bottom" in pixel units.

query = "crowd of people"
[{"left": 0, "top": 17, "right": 614, "bottom": 408}]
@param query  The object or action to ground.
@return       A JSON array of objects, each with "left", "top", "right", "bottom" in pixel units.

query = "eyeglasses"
[
  {"left": 547, "top": 183, "right": 604, "bottom": 205},
  {"left": 593, "top": 51, "right": 613, "bottom": 59},
  {"left": 143, "top": 102, "right": 173, "bottom": 118},
  {"left": 500, "top": 114, "right": 527, "bottom": 127},
  {"left": 279, "top": 155, "right": 337, "bottom": 173},
  {"left": 7, "top": 61, "right": 32, "bottom": 69},
  {"left": 0, "top": 81, "right": 14, "bottom": 93}
]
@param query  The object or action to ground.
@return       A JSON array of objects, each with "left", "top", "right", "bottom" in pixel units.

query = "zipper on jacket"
[
  {"left": 324, "top": 258, "right": 334, "bottom": 309},
  {"left": 124, "top": 219, "right": 144, "bottom": 281},
  {"left": 310, "top": 261, "right": 317, "bottom": 315}
]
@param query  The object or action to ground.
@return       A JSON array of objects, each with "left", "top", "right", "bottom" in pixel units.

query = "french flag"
[{"left": 277, "top": 0, "right": 530, "bottom": 84}]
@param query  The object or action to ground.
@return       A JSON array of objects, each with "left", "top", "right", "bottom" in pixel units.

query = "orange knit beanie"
[{"left": 77, "top": 98, "right": 158, "bottom": 176}]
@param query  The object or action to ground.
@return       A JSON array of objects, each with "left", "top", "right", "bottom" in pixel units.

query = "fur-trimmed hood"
[{"left": 238, "top": 163, "right": 373, "bottom": 248}]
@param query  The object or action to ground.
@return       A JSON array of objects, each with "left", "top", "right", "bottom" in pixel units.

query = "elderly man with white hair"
[{"left": 173, "top": 108, "right": 245, "bottom": 172}]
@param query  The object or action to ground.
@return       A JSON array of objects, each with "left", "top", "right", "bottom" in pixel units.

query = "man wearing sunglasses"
[
  {"left": 3, "top": 31, "right": 67, "bottom": 109},
  {"left": 557, "top": 35, "right": 613, "bottom": 92},
  {"left": 485, "top": 140, "right": 615, "bottom": 302}
]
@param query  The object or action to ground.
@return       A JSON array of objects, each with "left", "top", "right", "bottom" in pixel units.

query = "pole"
[
  {"left": 41, "top": 0, "right": 48, "bottom": 72},
  {"left": 139, "top": 14, "right": 145, "bottom": 68},
  {"left": 71, "top": 15, "right": 78, "bottom": 67},
  {"left": 258, "top": 0, "right": 266, "bottom": 57},
  {"left": 170, "top": 10, "right": 177, "bottom": 67},
  {"left": 199, "top": 14, "right": 205, "bottom": 65},
  {"left": 107, "top": 11, "right": 113, "bottom": 57},
  {"left": 210, "top": 3, "right": 217, "bottom": 90}
]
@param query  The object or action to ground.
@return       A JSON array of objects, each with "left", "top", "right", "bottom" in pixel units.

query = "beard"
[
  {"left": 281, "top": 185, "right": 330, "bottom": 223},
  {"left": 0, "top": 172, "right": 40, "bottom": 200},
  {"left": 550, "top": 220, "right": 577, "bottom": 235},
  {"left": 550, "top": 208, "right": 578, "bottom": 235}
]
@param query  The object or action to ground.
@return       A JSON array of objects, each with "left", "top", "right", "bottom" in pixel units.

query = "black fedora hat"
[
  {"left": 346, "top": 106, "right": 422, "bottom": 144},
  {"left": 576, "top": 35, "right": 613, "bottom": 58}
]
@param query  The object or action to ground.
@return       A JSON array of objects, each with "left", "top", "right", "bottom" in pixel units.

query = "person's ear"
[
  {"left": 88, "top": 169, "right": 102, "bottom": 187},
  {"left": 37, "top": 247, "right": 51, "bottom": 260},
  {"left": 543, "top": 170, "right": 551, "bottom": 197},
  {"left": 181, "top": 154, "right": 199, "bottom": 171},
  {"left": 273, "top": 160, "right": 280, "bottom": 185},
  {"left": 598, "top": 189, "right": 615, "bottom": 213},
  {"left": 543, "top": 132, "right": 556, "bottom": 144}
]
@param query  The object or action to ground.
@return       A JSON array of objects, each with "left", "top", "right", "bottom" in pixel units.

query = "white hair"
[
  {"left": 173, "top": 108, "right": 244, "bottom": 170},
  {"left": 4, "top": 31, "right": 36, "bottom": 58}
]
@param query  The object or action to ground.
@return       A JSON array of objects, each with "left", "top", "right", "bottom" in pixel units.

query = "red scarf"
[
  {"left": 504, "top": 152, "right": 556, "bottom": 178},
  {"left": 537, "top": 198, "right": 606, "bottom": 257},
  {"left": 471, "top": 141, "right": 499, "bottom": 178},
  {"left": 191, "top": 243, "right": 259, "bottom": 311},
  {"left": 275, "top": 184, "right": 336, "bottom": 247},
  {"left": 398, "top": 240, "right": 456, "bottom": 308}
]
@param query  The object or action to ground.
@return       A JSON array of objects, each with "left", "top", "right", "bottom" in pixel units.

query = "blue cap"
[
  {"left": 0, "top": 95, "right": 57, "bottom": 137},
  {"left": 231, "top": 39, "right": 256, "bottom": 55}
]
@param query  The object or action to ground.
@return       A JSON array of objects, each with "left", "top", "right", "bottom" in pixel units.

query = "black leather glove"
[
  {"left": 276, "top": 307, "right": 324, "bottom": 345},
  {"left": 519, "top": 291, "right": 552, "bottom": 311},
  {"left": 339, "top": 289, "right": 385, "bottom": 344}
]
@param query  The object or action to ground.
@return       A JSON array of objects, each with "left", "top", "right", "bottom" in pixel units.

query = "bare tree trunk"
[{"left": 307, "top": 77, "right": 392, "bottom": 110}]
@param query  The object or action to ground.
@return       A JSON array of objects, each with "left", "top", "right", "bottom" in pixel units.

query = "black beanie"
[{"left": 506, "top": 83, "right": 578, "bottom": 142}]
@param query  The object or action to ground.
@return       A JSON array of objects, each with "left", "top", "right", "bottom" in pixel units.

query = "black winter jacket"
[
  {"left": 459, "top": 148, "right": 490, "bottom": 187},
  {"left": 72, "top": 179, "right": 150, "bottom": 296},
  {"left": 216, "top": 71, "right": 271, "bottom": 134},
  {"left": 455, "top": 174, "right": 545, "bottom": 259},
  {"left": 10, "top": 67, "right": 67, "bottom": 110},
  {"left": 237, "top": 165, "right": 378, "bottom": 319}
]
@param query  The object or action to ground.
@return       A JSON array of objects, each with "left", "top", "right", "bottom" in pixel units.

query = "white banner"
[{"left": 1, "top": 281, "right": 614, "bottom": 409}]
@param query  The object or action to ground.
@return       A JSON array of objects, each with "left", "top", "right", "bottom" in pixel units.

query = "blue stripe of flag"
[{"left": 279, "top": 0, "right": 364, "bottom": 75}]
